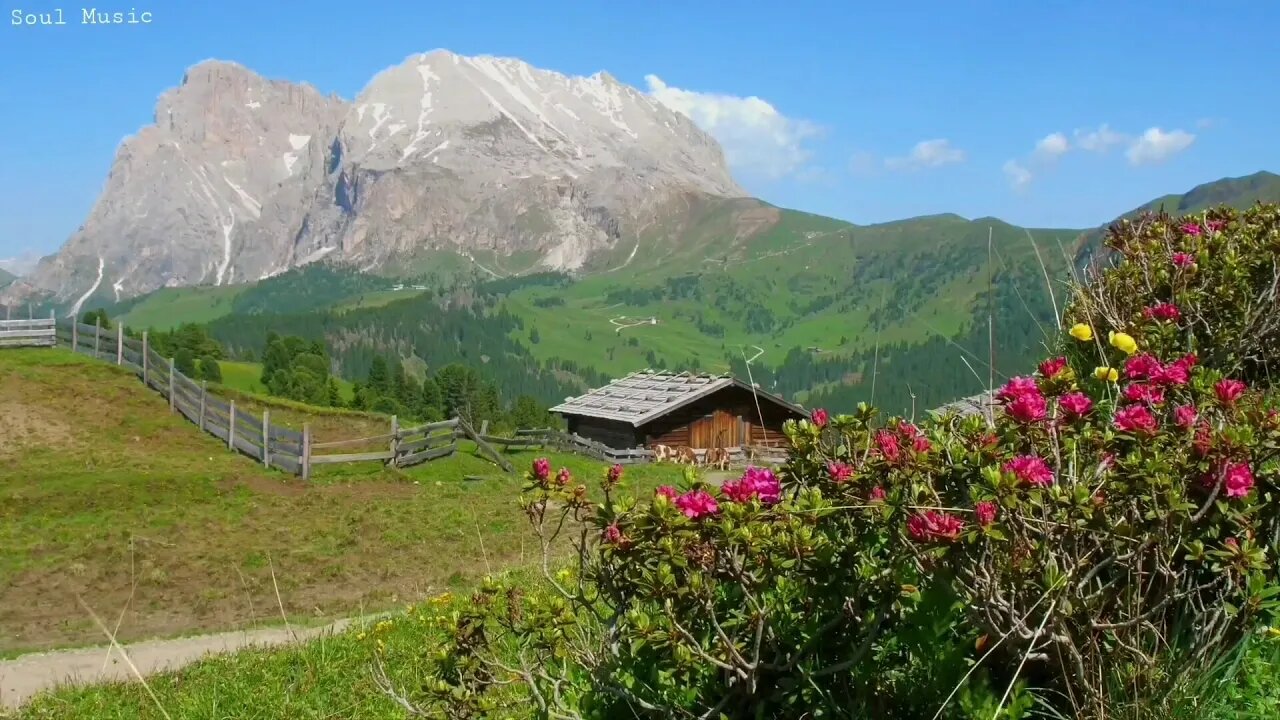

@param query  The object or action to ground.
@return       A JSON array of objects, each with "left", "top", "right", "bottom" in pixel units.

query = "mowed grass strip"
[{"left": 0, "top": 348, "right": 686, "bottom": 655}]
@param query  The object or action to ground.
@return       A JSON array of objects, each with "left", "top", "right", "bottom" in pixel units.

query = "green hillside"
[{"left": 82, "top": 171, "right": 1280, "bottom": 417}]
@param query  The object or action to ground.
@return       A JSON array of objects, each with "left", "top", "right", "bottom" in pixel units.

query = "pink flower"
[
  {"left": 1006, "top": 392, "right": 1048, "bottom": 424},
  {"left": 875, "top": 430, "right": 902, "bottom": 464},
  {"left": 1172, "top": 252, "right": 1195, "bottom": 268},
  {"left": 1194, "top": 424, "right": 1214, "bottom": 457},
  {"left": 655, "top": 485, "right": 679, "bottom": 500},
  {"left": 555, "top": 468, "right": 572, "bottom": 487},
  {"left": 722, "top": 466, "right": 782, "bottom": 505},
  {"left": 532, "top": 457, "right": 551, "bottom": 481},
  {"left": 868, "top": 486, "right": 886, "bottom": 502},
  {"left": 898, "top": 422, "right": 922, "bottom": 439},
  {"left": 1224, "top": 463, "right": 1254, "bottom": 499},
  {"left": 1115, "top": 404, "right": 1158, "bottom": 435},
  {"left": 997, "top": 376, "right": 1040, "bottom": 403},
  {"left": 1099, "top": 453, "right": 1117, "bottom": 473},
  {"left": 907, "top": 511, "right": 965, "bottom": 543},
  {"left": 1215, "top": 378, "right": 1247, "bottom": 407},
  {"left": 826, "top": 461, "right": 854, "bottom": 484},
  {"left": 1124, "top": 354, "right": 1164, "bottom": 381},
  {"left": 1143, "top": 302, "right": 1182, "bottom": 323},
  {"left": 1059, "top": 392, "right": 1093, "bottom": 419},
  {"left": 1157, "top": 361, "right": 1190, "bottom": 386},
  {"left": 1038, "top": 356, "right": 1068, "bottom": 379},
  {"left": 1122, "top": 383, "right": 1165, "bottom": 406},
  {"left": 912, "top": 435, "right": 933, "bottom": 453},
  {"left": 1172, "top": 405, "right": 1197, "bottom": 430},
  {"left": 1004, "top": 455, "right": 1055, "bottom": 487},
  {"left": 674, "top": 490, "right": 720, "bottom": 519},
  {"left": 605, "top": 464, "right": 624, "bottom": 486},
  {"left": 975, "top": 501, "right": 998, "bottom": 527},
  {"left": 1206, "top": 219, "right": 1226, "bottom": 233},
  {"left": 1224, "top": 537, "right": 1240, "bottom": 551},
  {"left": 602, "top": 523, "right": 624, "bottom": 545},
  {"left": 811, "top": 408, "right": 829, "bottom": 428},
  {"left": 1180, "top": 221, "right": 1202, "bottom": 236},
  {"left": 1180, "top": 352, "right": 1199, "bottom": 369}
]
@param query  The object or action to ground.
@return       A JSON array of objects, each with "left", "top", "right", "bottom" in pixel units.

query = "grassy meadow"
[{"left": 0, "top": 347, "right": 685, "bottom": 658}]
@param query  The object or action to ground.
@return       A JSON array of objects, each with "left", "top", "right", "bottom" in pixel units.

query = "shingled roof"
[
  {"left": 929, "top": 392, "right": 996, "bottom": 419},
  {"left": 550, "top": 370, "right": 809, "bottom": 426}
]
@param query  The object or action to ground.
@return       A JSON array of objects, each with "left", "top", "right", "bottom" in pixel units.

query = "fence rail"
[
  {"left": 34, "top": 319, "right": 476, "bottom": 478},
  {"left": 0, "top": 314, "right": 56, "bottom": 348}
]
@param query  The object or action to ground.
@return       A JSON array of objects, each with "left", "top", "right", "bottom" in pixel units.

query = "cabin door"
[{"left": 690, "top": 410, "right": 741, "bottom": 449}]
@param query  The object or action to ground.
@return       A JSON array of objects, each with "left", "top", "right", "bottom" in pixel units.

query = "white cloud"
[
  {"left": 1074, "top": 124, "right": 1127, "bottom": 153},
  {"left": 1002, "top": 160, "right": 1033, "bottom": 191},
  {"left": 645, "top": 74, "right": 821, "bottom": 181},
  {"left": 1032, "top": 132, "right": 1070, "bottom": 160},
  {"left": 1125, "top": 127, "right": 1196, "bottom": 165},
  {"left": 884, "top": 139, "right": 967, "bottom": 171}
]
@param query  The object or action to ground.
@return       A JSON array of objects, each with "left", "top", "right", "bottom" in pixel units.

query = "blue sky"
[{"left": 2, "top": 0, "right": 1278, "bottom": 260}]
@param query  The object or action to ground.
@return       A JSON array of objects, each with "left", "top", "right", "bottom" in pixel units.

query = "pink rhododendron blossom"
[
  {"left": 1115, "top": 404, "right": 1158, "bottom": 434},
  {"left": 974, "top": 501, "right": 998, "bottom": 527},
  {"left": 605, "top": 464, "right": 624, "bottom": 485},
  {"left": 912, "top": 435, "right": 932, "bottom": 453},
  {"left": 1038, "top": 356, "right": 1068, "bottom": 378},
  {"left": 655, "top": 485, "right": 679, "bottom": 500},
  {"left": 721, "top": 466, "right": 782, "bottom": 505},
  {"left": 1215, "top": 378, "right": 1247, "bottom": 407},
  {"left": 1158, "top": 361, "right": 1190, "bottom": 386},
  {"left": 1059, "top": 392, "right": 1093, "bottom": 419},
  {"left": 996, "top": 376, "right": 1040, "bottom": 403},
  {"left": 674, "top": 490, "right": 719, "bottom": 519},
  {"left": 907, "top": 511, "right": 965, "bottom": 543},
  {"left": 532, "top": 458, "right": 551, "bottom": 481},
  {"left": 1099, "top": 453, "right": 1117, "bottom": 473},
  {"left": 1122, "top": 383, "right": 1165, "bottom": 406},
  {"left": 869, "top": 486, "right": 886, "bottom": 502},
  {"left": 875, "top": 430, "right": 902, "bottom": 464},
  {"left": 1180, "top": 352, "right": 1199, "bottom": 369},
  {"left": 1006, "top": 392, "right": 1048, "bottom": 423},
  {"left": 1180, "top": 221, "right": 1202, "bottom": 236},
  {"left": 1172, "top": 252, "right": 1195, "bottom": 268},
  {"left": 1193, "top": 425, "right": 1214, "bottom": 457},
  {"left": 1124, "top": 354, "right": 1164, "bottom": 381},
  {"left": 1143, "top": 302, "right": 1182, "bottom": 322},
  {"left": 1174, "top": 405, "right": 1199, "bottom": 430},
  {"left": 1224, "top": 463, "right": 1255, "bottom": 499},
  {"left": 555, "top": 468, "right": 572, "bottom": 487},
  {"left": 826, "top": 461, "right": 854, "bottom": 484},
  {"left": 1004, "top": 455, "right": 1055, "bottom": 487},
  {"left": 1206, "top": 219, "right": 1226, "bottom": 233},
  {"left": 811, "top": 408, "right": 829, "bottom": 428},
  {"left": 602, "top": 523, "right": 624, "bottom": 545}
]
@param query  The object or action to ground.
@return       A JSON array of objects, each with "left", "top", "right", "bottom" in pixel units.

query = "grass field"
[
  {"left": 115, "top": 286, "right": 246, "bottom": 330},
  {"left": 0, "top": 347, "right": 686, "bottom": 657}
]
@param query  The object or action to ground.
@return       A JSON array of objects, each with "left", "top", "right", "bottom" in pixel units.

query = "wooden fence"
[
  {"left": 479, "top": 428, "right": 790, "bottom": 468},
  {"left": 48, "top": 319, "right": 473, "bottom": 478},
  {"left": 0, "top": 313, "right": 56, "bottom": 348}
]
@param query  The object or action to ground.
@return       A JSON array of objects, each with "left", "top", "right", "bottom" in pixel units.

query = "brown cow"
[
  {"left": 652, "top": 444, "right": 673, "bottom": 463},
  {"left": 674, "top": 446, "right": 697, "bottom": 465},
  {"left": 705, "top": 447, "right": 730, "bottom": 470}
]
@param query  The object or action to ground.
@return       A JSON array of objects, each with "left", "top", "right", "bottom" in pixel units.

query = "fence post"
[
  {"left": 302, "top": 423, "right": 311, "bottom": 480},
  {"left": 262, "top": 409, "right": 270, "bottom": 468},
  {"left": 94, "top": 317, "right": 101, "bottom": 357},
  {"left": 388, "top": 415, "right": 399, "bottom": 467},
  {"left": 228, "top": 399, "right": 236, "bottom": 451},
  {"left": 199, "top": 381, "right": 207, "bottom": 432},
  {"left": 142, "top": 331, "right": 149, "bottom": 385},
  {"left": 48, "top": 309, "right": 56, "bottom": 348},
  {"left": 116, "top": 324, "right": 123, "bottom": 365},
  {"left": 71, "top": 317, "right": 78, "bottom": 353},
  {"left": 168, "top": 357, "right": 176, "bottom": 412}
]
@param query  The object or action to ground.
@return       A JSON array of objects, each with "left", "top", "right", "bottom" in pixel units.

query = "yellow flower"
[
  {"left": 1108, "top": 331, "right": 1138, "bottom": 355},
  {"left": 1069, "top": 323, "right": 1094, "bottom": 342},
  {"left": 1093, "top": 366, "right": 1119, "bottom": 382}
]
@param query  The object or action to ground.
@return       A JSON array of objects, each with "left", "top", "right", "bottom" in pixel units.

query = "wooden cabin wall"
[{"left": 567, "top": 416, "right": 642, "bottom": 449}]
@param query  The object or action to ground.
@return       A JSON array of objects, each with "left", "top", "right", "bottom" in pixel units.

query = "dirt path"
[{"left": 0, "top": 617, "right": 366, "bottom": 711}]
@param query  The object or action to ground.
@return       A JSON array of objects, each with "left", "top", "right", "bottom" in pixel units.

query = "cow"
[
  {"left": 674, "top": 446, "right": 697, "bottom": 465},
  {"left": 652, "top": 444, "right": 673, "bottom": 463},
  {"left": 705, "top": 447, "right": 730, "bottom": 470}
]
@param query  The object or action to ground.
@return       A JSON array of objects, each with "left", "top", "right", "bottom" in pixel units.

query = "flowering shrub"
[
  {"left": 387, "top": 203, "right": 1280, "bottom": 719},
  {"left": 1067, "top": 204, "right": 1280, "bottom": 383}
]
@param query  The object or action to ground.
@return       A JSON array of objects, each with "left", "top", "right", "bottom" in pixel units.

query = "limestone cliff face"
[{"left": 12, "top": 50, "right": 746, "bottom": 310}]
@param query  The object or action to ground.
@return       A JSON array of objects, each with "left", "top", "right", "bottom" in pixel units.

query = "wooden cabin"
[{"left": 549, "top": 370, "right": 810, "bottom": 451}]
